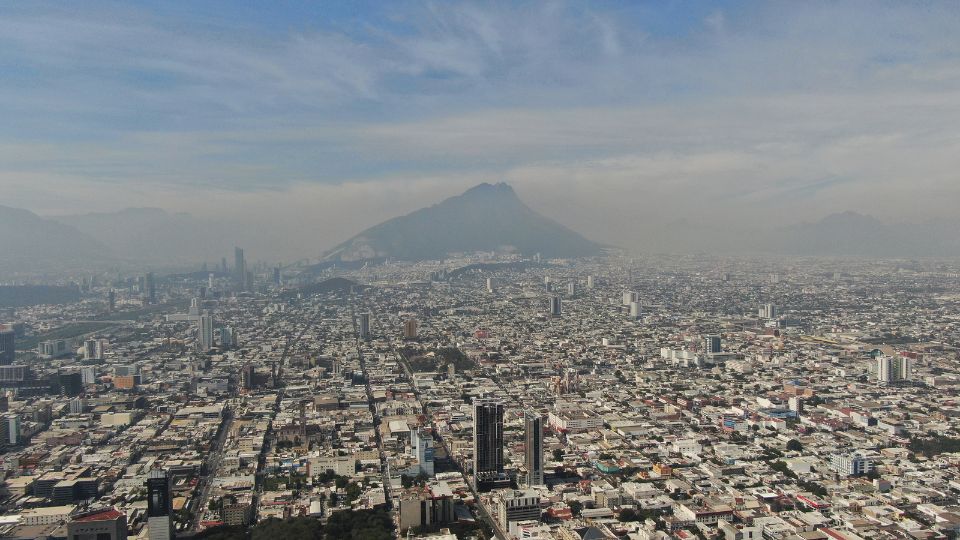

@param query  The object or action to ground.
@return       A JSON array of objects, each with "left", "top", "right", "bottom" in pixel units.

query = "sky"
[{"left": 2, "top": 1, "right": 960, "bottom": 258}]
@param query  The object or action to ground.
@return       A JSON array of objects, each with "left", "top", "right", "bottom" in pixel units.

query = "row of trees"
[{"left": 195, "top": 509, "right": 393, "bottom": 540}]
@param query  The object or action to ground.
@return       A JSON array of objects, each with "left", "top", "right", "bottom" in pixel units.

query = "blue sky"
[{"left": 2, "top": 1, "right": 959, "bottom": 256}]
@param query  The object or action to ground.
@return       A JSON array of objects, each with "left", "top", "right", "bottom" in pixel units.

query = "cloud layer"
[{"left": 1, "top": 1, "right": 959, "bottom": 259}]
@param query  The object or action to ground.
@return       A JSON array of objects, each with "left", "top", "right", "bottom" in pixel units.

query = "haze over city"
[
  {"left": 3, "top": 2, "right": 960, "bottom": 261},
  {"left": 2, "top": 4, "right": 960, "bottom": 540}
]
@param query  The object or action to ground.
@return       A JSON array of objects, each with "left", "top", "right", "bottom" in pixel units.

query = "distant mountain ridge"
[
  {"left": 773, "top": 211, "right": 960, "bottom": 257},
  {"left": 323, "top": 182, "right": 604, "bottom": 261},
  {"left": 0, "top": 205, "right": 110, "bottom": 271}
]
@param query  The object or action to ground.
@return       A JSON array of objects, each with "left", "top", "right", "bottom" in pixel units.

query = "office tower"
[
  {"left": 486, "top": 277, "right": 495, "bottom": 293},
  {"left": 208, "top": 273, "right": 215, "bottom": 290},
  {"left": 0, "top": 328, "right": 14, "bottom": 366},
  {"left": 234, "top": 247, "right": 246, "bottom": 287},
  {"left": 544, "top": 276, "right": 552, "bottom": 292},
  {"left": 473, "top": 400, "right": 505, "bottom": 490},
  {"left": 58, "top": 371, "right": 83, "bottom": 396},
  {"left": 219, "top": 327, "right": 235, "bottom": 348},
  {"left": 412, "top": 428, "right": 435, "bottom": 477},
  {"left": 198, "top": 314, "right": 215, "bottom": 351},
  {"left": 403, "top": 319, "right": 418, "bottom": 340},
  {"left": 587, "top": 275, "right": 595, "bottom": 288},
  {"left": 524, "top": 410, "right": 544, "bottom": 486},
  {"left": 68, "top": 507, "right": 128, "bottom": 540},
  {"left": 146, "top": 470, "right": 174, "bottom": 540},
  {"left": 359, "top": 313, "right": 371, "bottom": 340},
  {"left": 629, "top": 301, "right": 642, "bottom": 319},
  {"left": 549, "top": 296, "right": 562, "bottom": 317},
  {"left": 108, "top": 289, "right": 116, "bottom": 311},
  {"left": 623, "top": 291, "right": 639, "bottom": 306},
  {"left": 273, "top": 266, "right": 281, "bottom": 285},
  {"left": 567, "top": 282, "right": 576, "bottom": 296},
  {"left": 704, "top": 335, "right": 722, "bottom": 354},
  {"left": 144, "top": 272, "right": 156, "bottom": 304},
  {"left": 244, "top": 270, "right": 253, "bottom": 291},
  {"left": 759, "top": 303, "right": 778, "bottom": 319},
  {"left": 221, "top": 257, "right": 228, "bottom": 274}
]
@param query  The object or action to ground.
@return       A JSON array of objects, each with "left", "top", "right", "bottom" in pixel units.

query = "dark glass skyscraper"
[
  {"left": 0, "top": 329, "right": 14, "bottom": 366},
  {"left": 524, "top": 410, "right": 544, "bottom": 486},
  {"left": 146, "top": 470, "right": 173, "bottom": 540},
  {"left": 473, "top": 399, "right": 505, "bottom": 490}
]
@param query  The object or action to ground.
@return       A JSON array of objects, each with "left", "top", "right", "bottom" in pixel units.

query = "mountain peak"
[{"left": 323, "top": 183, "right": 601, "bottom": 262}]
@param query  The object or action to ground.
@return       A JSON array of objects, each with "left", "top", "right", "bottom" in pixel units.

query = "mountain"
[
  {"left": 0, "top": 205, "right": 111, "bottom": 271},
  {"left": 323, "top": 182, "right": 603, "bottom": 261},
  {"left": 772, "top": 211, "right": 960, "bottom": 257},
  {"left": 54, "top": 207, "right": 225, "bottom": 264}
]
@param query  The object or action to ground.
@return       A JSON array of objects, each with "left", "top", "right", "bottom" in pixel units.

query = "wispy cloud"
[{"left": 1, "top": 1, "right": 959, "bottom": 257}]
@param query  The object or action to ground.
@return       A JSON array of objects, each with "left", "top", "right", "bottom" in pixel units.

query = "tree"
[
  {"left": 786, "top": 439, "right": 803, "bottom": 452},
  {"left": 553, "top": 449, "right": 564, "bottom": 461},
  {"left": 568, "top": 501, "right": 583, "bottom": 517}
]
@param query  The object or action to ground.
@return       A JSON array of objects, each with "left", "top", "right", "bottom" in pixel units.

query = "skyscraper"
[
  {"left": 144, "top": 272, "right": 156, "bottom": 304},
  {"left": 412, "top": 428, "right": 435, "bottom": 477},
  {"left": 146, "top": 470, "right": 173, "bottom": 540},
  {"left": 0, "top": 328, "right": 14, "bottom": 366},
  {"left": 473, "top": 399, "right": 505, "bottom": 490},
  {"left": 234, "top": 247, "right": 246, "bottom": 289},
  {"left": 704, "top": 335, "right": 721, "bottom": 354},
  {"left": 524, "top": 410, "right": 544, "bottom": 486},
  {"left": 629, "top": 301, "right": 642, "bottom": 319},
  {"left": 359, "top": 312, "right": 371, "bottom": 340},
  {"left": 586, "top": 275, "right": 595, "bottom": 288},
  {"left": 403, "top": 319, "right": 418, "bottom": 340},
  {"left": 549, "top": 296, "right": 562, "bottom": 317},
  {"left": 198, "top": 314, "right": 215, "bottom": 352}
]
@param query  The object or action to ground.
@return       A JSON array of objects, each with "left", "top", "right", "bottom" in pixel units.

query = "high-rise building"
[
  {"left": 629, "top": 301, "right": 642, "bottom": 319},
  {"left": 586, "top": 275, "right": 595, "bottom": 288},
  {"left": 234, "top": 247, "right": 246, "bottom": 288},
  {"left": 486, "top": 277, "right": 495, "bottom": 293},
  {"left": 473, "top": 400, "right": 505, "bottom": 490},
  {"left": 623, "top": 291, "right": 639, "bottom": 306},
  {"left": 567, "top": 282, "right": 576, "bottom": 296},
  {"left": 273, "top": 266, "right": 281, "bottom": 286},
  {"left": 704, "top": 335, "right": 722, "bottom": 354},
  {"left": 144, "top": 272, "right": 156, "bottom": 304},
  {"left": 0, "top": 328, "right": 14, "bottom": 366},
  {"left": 524, "top": 410, "right": 544, "bottom": 486},
  {"left": 221, "top": 257, "right": 228, "bottom": 274},
  {"left": 146, "top": 470, "right": 174, "bottom": 540},
  {"left": 759, "top": 303, "right": 778, "bottom": 319},
  {"left": 83, "top": 339, "right": 104, "bottom": 361},
  {"left": 3, "top": 414, "right": 20, "bottom": 445},
  {"left": 412, "top": 428, "right": 435, "bottom": 477},
  {"left": 68, "top": 507, "right": 128, "bottom": 540},
  {"left": 81, "top": 366, "right": 98, "bottom": 385},
  {"left": 198, "top": 314, "right": 215, "bottom": 352},
  {"left": 108, "top": 289, "right": 116, "bottom": 311},
  {"left": 403, "top": 319, "right": 418, "bottom": 340},
  {"left": 219, "top": 327, "right": 235, "bottom": 349},
  {"left": 877, "top": 355, "right": 910, "bottom": 384},
  {"left": 359, "top": 313, "right": 371, "bottom": 340},
  {"left": 549, "top": 296, "right": 562, "bottom": 317},
  {"left": 495, "top": 490, "right": 542, "bottom": 530}
]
